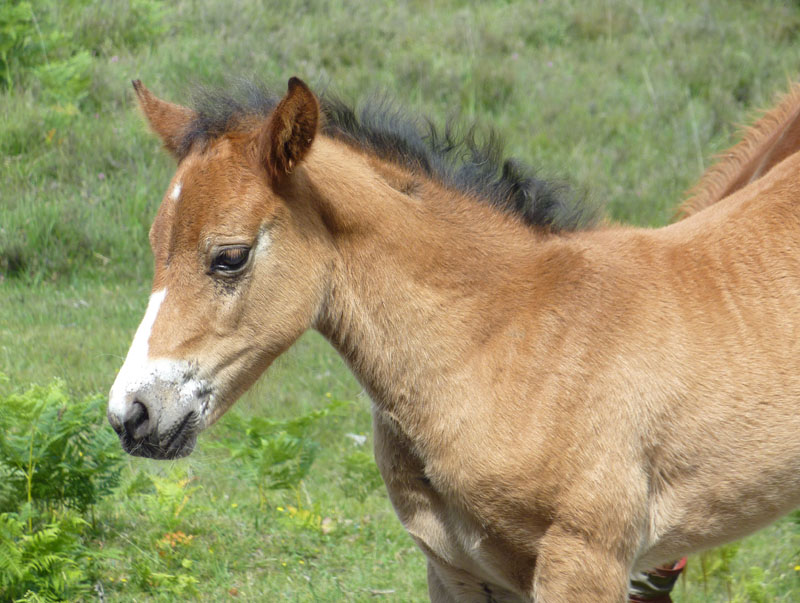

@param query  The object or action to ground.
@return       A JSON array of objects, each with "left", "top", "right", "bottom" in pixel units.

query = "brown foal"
[{"left": 108, "top": 77, "right": 800, "bottom": 601}]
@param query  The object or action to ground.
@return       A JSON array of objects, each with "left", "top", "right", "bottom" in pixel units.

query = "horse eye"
[{"left": 210, "top": 246, "right": 250, "bottom": 274}]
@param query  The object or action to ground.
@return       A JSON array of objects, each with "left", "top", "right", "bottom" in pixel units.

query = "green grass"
[{"left": 3, "top": 0, "right": 800, "bottom": 599}]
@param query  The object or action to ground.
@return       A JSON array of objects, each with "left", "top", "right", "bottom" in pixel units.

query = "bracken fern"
[{"left": 0, "top": 376, "right": 123, "bottom": 601}]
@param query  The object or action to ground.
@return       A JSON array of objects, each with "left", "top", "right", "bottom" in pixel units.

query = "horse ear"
[
  {"left": 261, "top": 77, "right": 319, "bottom": 182},
  {"left": 132, "top": 80, "right": 196, "bottom": 159}
]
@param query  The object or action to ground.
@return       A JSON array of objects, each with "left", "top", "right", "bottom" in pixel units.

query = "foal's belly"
[{"left": 637, "top": 478, "right": 800, "bottom": 571}]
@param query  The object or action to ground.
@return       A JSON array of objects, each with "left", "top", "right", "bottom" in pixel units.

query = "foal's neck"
[{"left": 309, "top": 140, "right": 562, "bottom": 445}]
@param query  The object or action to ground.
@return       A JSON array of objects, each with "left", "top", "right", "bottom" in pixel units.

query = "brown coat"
[{"left": 108, "top": 78, "right": 800, "bottom": 602}]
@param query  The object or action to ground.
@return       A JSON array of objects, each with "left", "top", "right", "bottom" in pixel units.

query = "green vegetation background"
[{"left": 2, "top": 0, "right": 800, "bottom": 600}]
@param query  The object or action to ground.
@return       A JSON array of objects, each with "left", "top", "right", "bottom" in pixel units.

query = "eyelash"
[{"left": 210, "top": 246, "right": 250, "bottom": 275}]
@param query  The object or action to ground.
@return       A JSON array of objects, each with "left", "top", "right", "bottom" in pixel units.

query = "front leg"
[{"left": 531, "top": 524, "right": 632, "bottom": 603}]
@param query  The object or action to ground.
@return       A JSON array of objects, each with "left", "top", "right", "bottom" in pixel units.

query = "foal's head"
[{"left": 108, "top": 78, "right": 331, "bottom": 459}]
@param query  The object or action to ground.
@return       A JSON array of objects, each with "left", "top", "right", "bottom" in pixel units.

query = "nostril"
[{"left": 123, "top": 400, "right": 151, "bottom": 440}]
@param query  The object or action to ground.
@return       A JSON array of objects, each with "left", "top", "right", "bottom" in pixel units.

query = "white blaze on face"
[
  {"left": 108, "top": 288, "right": 166, "bottom": 416},
  {"left": 170, "top": 181, "right": 182, "bottom": 201},
  {"left": 108, "top": 288, "right": 213, "bottom": 435}
]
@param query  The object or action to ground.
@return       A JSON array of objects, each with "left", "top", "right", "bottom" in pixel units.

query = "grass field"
[{"left": 3, "top": 0, "right": 800, "bottom": 600}]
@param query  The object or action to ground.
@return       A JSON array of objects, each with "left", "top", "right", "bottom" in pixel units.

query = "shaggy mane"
[{"left": 179, "top": 80, "right": 598, "bottom": 233}]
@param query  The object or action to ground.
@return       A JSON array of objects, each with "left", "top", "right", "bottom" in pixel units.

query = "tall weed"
[
  {"left": 0, "top": 512, "right": 90, "bottom": 602},
  {"left": 1, "top": 0, "right": 170, "bottom": 98},
  {"left": 0, "top": 2, "right": 41, "bottom": 89},
  {"left": 0, "top": 376, "right": 123, "bottom": 601},
  {"left": 218, "top": 399, "right": 345, "bottom": 496},
  {"left": 0, "top": 377, "right": 122, "bottom": 515}
]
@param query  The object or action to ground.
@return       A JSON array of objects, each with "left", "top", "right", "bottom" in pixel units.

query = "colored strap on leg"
[{"left": 628, "top": 557, "right": 687, "bottom": 602}]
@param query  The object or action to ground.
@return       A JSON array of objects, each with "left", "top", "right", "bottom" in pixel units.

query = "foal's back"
[{"left": 593, "top": 152, "right": 800, "bottom": 566}]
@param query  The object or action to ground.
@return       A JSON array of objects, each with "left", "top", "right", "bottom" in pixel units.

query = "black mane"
[{"left": 180, "top": 80, "right": 597, "bottom": 233}]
